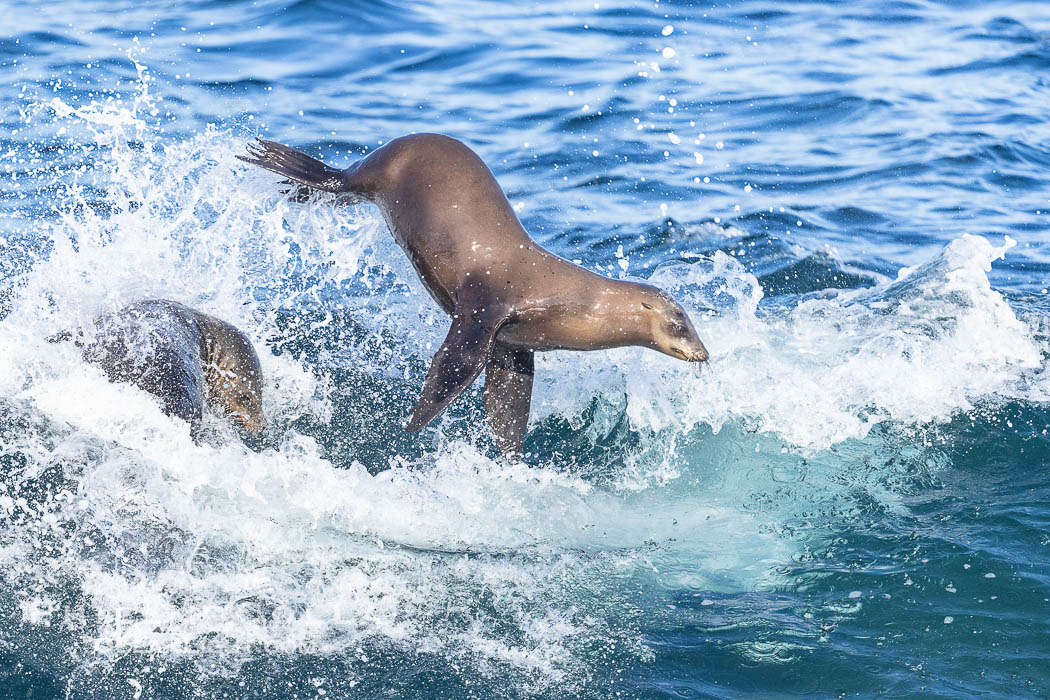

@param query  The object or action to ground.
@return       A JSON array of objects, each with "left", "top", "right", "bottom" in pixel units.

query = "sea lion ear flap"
[{"left": 406, "top": 283, "right": 510, "bottom": 434}]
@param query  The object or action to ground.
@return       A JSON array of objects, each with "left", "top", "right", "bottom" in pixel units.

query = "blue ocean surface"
[{"left": 1, "top": 0, "right": 1049, "bottom": 696}]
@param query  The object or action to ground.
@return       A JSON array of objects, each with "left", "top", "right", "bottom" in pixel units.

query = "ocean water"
[{"left": 1, "top": 0, "right": 1049, "bottom": 696}]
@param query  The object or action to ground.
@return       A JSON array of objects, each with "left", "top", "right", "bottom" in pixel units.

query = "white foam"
[{"left": 533, "top": 234, "right": 1044, "bottom": 453}]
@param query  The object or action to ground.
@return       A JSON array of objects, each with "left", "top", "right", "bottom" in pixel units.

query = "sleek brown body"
[{"left": 241, "top": 133, "right": 707, "bottom": 455}]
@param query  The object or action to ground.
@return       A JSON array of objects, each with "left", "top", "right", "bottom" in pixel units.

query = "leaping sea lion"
[
  {"left": 239, "top": 133, "right": 707, "bottom": 456},
  {"left": 57, "top": 300, "right": 264, "bottom": 438}
]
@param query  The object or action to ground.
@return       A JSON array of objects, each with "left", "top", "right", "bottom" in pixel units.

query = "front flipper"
[
  {"left": 406, "top": 284, "right": 510, "bottom": 433},
  {"left": 483, "top": 343, "right": 534, "bottom": 457}
]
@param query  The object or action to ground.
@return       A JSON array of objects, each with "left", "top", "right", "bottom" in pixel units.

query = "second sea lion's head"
[
  {"left": 198, "top": 316, "right": 265, "bottom": 434},
  {"left": 637, "top": 286, "right": 709, "bottom": 364}
]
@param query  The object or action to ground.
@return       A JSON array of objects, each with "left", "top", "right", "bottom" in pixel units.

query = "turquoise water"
[{"left": 2, "top": 1, "right": 1050, "bottom": 696}]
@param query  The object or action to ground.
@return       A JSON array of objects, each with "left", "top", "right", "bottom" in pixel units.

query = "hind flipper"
[
  {"left": 407, "top": 283, "right": 511, "bottom": 434},
  {"left": 238, "top": 138, "right": 348, "bottom": 193},
  {"left": 483, "top": 343, "right": 534, "bottom": 457}
]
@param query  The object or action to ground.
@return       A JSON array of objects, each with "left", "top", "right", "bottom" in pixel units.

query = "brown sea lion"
[
  {"left": 64, "top": 300, "right": 264, "bottom": 437},
  {"left": 239, "top": 133, "right": 707, "bottom": 455}
]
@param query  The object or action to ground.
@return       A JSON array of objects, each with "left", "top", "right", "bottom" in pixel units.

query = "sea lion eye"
[{"left": 641, "top": 302, "right": 654, "bottom": 310}]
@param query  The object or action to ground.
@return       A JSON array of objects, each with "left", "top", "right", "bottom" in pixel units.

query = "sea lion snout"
[
  {"left": 664, "top": 332, "right": 709, "bottom": 363},
  {"left": 639, "top": 290, "right": 709, "bottom": 364},
  {"left": 230, "top": 404, "right": 264, "bottom": 434},
  {"left": 669, "top": 342, "right": 709, "bottom": 363}
]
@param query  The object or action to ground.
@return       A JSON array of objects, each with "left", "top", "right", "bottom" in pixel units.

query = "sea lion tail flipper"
[
  {"left": 483, "top": 343, "right": 534, "bottom": 457},
  {"left": 406, "top": 285, "right": 510, "bottom": 434},
  {"left": 238, "top": 138, "right": 348, "bottom": 193}
]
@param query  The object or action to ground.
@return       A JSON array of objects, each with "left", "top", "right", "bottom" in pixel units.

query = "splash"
[
  {"left": 1, "top": 59, "right": 774, "bottom": 685},
  {"left": 532, "top": 235, "right": 1043, "bottom": 454}
]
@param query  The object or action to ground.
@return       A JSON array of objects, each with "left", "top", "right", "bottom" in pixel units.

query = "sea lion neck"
[
  {"left": 496, "top": 264, "right": 657, "bottom": 352},
  {"left": 199, "top": 331, "right": 223, "bottom": 388},
  {"left": 190, "top": 312, "right": 226, "bottom": 389}
]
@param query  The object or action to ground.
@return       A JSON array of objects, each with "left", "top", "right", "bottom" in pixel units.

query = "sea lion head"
[
  {"left": 637, "top": 286, "right": 709, "bottom": 363},
  {"left": 197, "top": 316, "right": 265, "bottom": 434}
]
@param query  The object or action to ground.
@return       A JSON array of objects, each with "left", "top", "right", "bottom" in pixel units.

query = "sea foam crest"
[{"left": 533, "top": 234, "right": 1042, "bottom": 452}]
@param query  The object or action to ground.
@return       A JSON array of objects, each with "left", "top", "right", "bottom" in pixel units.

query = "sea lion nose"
[
  {"left": 677, "top": 340, "right": 708, "bottom": 363},
  {"left": 676, "top": 329, "right": 708, "bottom": 363}
]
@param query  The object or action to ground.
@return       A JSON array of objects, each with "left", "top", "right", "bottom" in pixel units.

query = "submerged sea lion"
[
  {"left": 64, "top": 300, "right": 264, "bottom": 437},
  {"left": 240, "top": 133, "right": 707, "bottom": 455}
]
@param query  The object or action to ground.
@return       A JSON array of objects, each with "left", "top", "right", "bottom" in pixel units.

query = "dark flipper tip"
[
  {"left": 237, "top": 137, "right": 348, "bottom": 193},
  {"left": 405, "top": 413, "right": 426, "bottom": 433}
]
